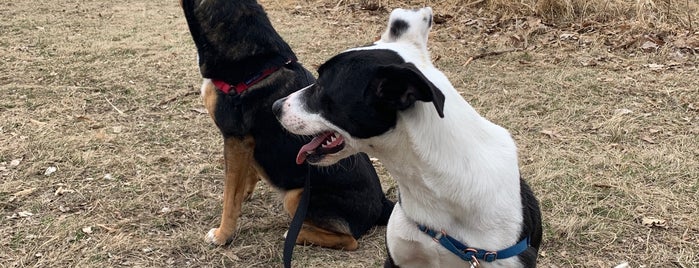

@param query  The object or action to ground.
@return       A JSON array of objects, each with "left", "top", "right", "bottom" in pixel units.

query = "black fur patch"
[
  {"left": 516, "top": 179, "right": 543, "bottom": 266},
  {"left": 389, "top": 19, "right": 409, "bottom": 38},
  {"left": 301, "top": 49, "right": 443, "bottom": 139},
  {"left": 182, "top": 0, "right": 296, "bottom": 86},
  {"left": 303, "top": 49, "right": 406, "bottom": 138}
]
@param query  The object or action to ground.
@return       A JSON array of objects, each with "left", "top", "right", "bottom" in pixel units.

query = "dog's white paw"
[{"left": 205, "top": 228, "right": 232, "bottom": 246}]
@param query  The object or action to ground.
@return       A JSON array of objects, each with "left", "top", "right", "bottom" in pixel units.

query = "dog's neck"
[{"left": 362, "top": 48, "right": 525, "bottom": 250}]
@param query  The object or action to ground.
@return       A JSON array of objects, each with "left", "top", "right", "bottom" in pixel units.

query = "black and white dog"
[{"left": 273, "top": 7, "right": 542, "bottom": 267}]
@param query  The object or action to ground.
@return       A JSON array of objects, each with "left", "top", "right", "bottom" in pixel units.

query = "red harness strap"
[{"left": 211, "top": 60, "right": 293, "bottom": 94}]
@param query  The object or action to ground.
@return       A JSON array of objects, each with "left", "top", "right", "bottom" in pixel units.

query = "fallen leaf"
[
  {"left": 224, "top": 251, "right": 242, "bottom": 262},
  {"left": 614, "top": 262, "right": 630, "bottom": 268},
  {"left": 640, "top": 41, "right": 659, "bottom": 52},
  {"left": 103, "top": 173, "right": 113, "bottom": 180},
  {"left": 82, "top": 226, "right": 93, "bottom": 234},
  {"left": 44, "top": 166, "right": 57, "bottom": 176},
  {"left": 54, "top": 187, "right": 75, "bottom": 196},
  {"left": 9, "top": 188, "right": 37, "bottom": 202},
  {"left": 112, "top": 126, "right": 123, "bottom": 134},
  {"left": 641, "top": 136, "right": 656, "bottom": 144},
  {"left": 643, "top": 63, "right": 665, "bottom": 71},
  {"left": 18, "top": 211, "right": 34, "bottom": 217},
  {"left": 10, "top": 158, "right": 22, "bottom": 168},
  {"left": 540, "top": 129, "right": 563, "bottom": 139},
  {"left": 560, "top": 33, "right": 577, "bottom": 40},
  {"left": 580, "top": 58, "right": 597, "bottom": 67},
  {"left": 641, "top": 216, "right": 668, "bottom": 229},
  {"left": 75, "top": 115, "right": 92, "bottom": 121}
]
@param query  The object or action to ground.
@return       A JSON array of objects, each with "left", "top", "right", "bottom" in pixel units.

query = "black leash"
[{"left": 283, "top": 168, "right": 311, "bottom": 268}]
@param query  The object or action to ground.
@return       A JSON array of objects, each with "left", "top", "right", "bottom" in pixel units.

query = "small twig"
[
  {"left": 104, "top": 97, "right": 124, "bottom": 115},
  {"left": 334, "top": 0, "right": 344, "bottom": 9},
  {"left": 463, "top": 48, "right": 520, "bottom": 66},
  {"left": 156, "top": 90, "right": 199, "bottom": 107},
  {"left": 96, "top": 224, "right": 118, "bottom": 233}
]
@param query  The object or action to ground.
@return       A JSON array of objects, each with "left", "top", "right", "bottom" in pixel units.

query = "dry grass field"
[{"left": 1, "top": 0, "right": 697, "bottom": 267}]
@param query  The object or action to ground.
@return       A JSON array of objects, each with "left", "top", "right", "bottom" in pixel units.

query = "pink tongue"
[{"left": 296, "top": 132, "right": 333, "bottom": 165}]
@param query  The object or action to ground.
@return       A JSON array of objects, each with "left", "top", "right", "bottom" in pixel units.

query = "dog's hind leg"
[
  {"left": 205, "top": 136, "right": 257, "bottom": 246},
  {"left": 283, "top": 189, "right": 359, "bottom": 250},
  {"left": 243, "top": 165, "right": 260, "bottom": 200}
]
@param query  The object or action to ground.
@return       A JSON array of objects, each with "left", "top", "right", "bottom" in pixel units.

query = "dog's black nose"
[{"left": 272, "top": 97, "right": 286, "bottom": 119}]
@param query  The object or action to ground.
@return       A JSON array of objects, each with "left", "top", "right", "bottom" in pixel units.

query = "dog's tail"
[{"left": 376, "top": 197, "right": 395, "bottom": 226}]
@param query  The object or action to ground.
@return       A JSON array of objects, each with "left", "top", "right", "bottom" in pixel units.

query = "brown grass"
[
  {"left": 480, "top": 0, "right": 699, "bottom": 28},
  {"left": 1, "top": 0, "right": 697, "bottom": 267}
]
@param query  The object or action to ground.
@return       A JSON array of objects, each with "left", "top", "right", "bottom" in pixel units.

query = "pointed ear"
[{"left": 372, "top": 63, "right": 445, "bottom": 118}]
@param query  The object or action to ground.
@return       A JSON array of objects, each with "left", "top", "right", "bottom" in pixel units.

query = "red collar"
[{"left": 211, "top": 59, "right": 294, "bottom": 94}]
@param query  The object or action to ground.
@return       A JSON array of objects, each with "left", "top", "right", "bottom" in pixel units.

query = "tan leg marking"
[
  {"left": 202, "top": 80, "right": 218, "bottom": 121},
  {"left": 206, "top": 136, "right": 257, "bottom": 245},
  {"left": 283, "top": 189, "right": 359, "bottom": 251},
  {"left": 297, "top": 222, "right": 359, "bottom": 251},
  {"left": 244, "top": 166, "right": 260, "bottom": 200}
]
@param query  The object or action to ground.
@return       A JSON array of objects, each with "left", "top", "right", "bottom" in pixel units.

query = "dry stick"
[
  {"left": 463, "top": 48, "right": 520, "bottom": 66},
  {"left": 156, "top": 90, "right": 199, "bottom": 107},
  {"left": 104, "top": 97, "right": 124, "bottom": 115}
]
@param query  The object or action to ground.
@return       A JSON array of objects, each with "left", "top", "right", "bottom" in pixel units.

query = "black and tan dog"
[{"left": 180, "top": 0, "right": 393, "bottom": 250}]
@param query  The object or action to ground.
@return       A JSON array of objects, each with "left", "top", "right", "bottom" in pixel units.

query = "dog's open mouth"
[{"left": 296, "top": 131, "right": 345, "bottom": 164}]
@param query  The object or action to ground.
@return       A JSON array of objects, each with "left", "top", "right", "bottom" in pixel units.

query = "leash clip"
[
  {"left": 432, "top": 230, "right": 446, "bottom": 242},
  {"left": 465, "top": 248, "right": 479, "bottom": 267},
  {"left": 469, "top": 255, "right": 480, "bottom": 268}
]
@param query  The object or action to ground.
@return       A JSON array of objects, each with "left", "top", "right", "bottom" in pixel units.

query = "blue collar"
[{"left": 417, "top": 224, "right": 530, "bottom": 264}]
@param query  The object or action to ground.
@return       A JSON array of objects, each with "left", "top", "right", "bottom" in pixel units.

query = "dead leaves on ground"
[{"left": 426, "top": 12, "right": 697, "bottom": 68}]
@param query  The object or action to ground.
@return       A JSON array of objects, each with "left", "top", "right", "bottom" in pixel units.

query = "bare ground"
[{"left": 1, "top": 0, "right": 697, "bottom": 267}]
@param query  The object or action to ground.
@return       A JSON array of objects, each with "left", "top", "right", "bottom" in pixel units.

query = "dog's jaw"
[{"left": 275, "top": 89, "right": 360, "bottom": 166}]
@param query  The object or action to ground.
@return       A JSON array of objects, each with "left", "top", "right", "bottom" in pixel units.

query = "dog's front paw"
[{"left": 205, "top": 228, "right": 233, "bottom": 246}]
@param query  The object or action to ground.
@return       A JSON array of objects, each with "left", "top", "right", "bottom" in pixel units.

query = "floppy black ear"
[{"left": 372, "top": 63, "right": 445, "bottom": 118}]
